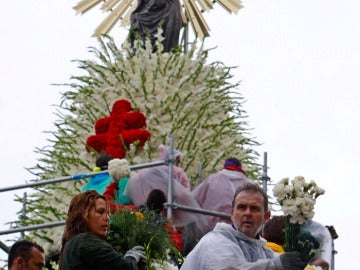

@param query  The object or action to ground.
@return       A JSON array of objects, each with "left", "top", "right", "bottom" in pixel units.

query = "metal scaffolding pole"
[
  {"left": 326, "top": 225, "right": 338, "bottom": 270},
  {"left": 0, "top": 161, "right": 166, "bottom": 193},
  {"left": 166, "top": 203, "right": 231, "bottom": 219},
  {"left": 167, "top": 134, "right": 175, "bottom": 221},
  {"left": 0, "top": 203, "right": 232, "bottom": 236},
  {"left": 0, "top": 240, "right": 9, "bottom": 253},
  {"left": 0, "top": 221, "right": 66, "bottom": 236},
  {"left": 20, "top": 192, "right": 27, "bottom": 240},
  {"left": 0, "top": 159, "right": 167, "bottom": 254},
  {"left": 261, "top": 152, "right": 270, "bottom": 193},
  {"left": 197, "top": 163, "right": 203, "bottom": 186}
]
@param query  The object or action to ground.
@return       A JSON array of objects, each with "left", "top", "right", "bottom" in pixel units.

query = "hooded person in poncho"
[
  {"left": 126, "top": 144, "right": 206, "bottom": 255},
  {"left": 192, "top": 157, "right": 252, "bottom": 236}
]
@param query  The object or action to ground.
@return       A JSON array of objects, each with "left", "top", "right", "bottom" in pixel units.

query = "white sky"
[{"left": 1, "top": 0, "right": 359, "bottom": 268}]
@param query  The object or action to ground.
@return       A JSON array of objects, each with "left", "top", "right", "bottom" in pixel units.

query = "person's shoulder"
[
  {"left": 68, "top": 233, "right": 85, "bottom": 243},
  {"left": 211, "top": 223, "right": 239, "bottom": 240},
  {"left": 203, "top": 171, "right": 228, "bottom": 182},
  {"left": 218, "top": 169, "right": 247, "bottom": 180},
  {"left": 64, "top": 233, "right": 92, "bottom": 251},
  {"left": 304, "top": 220, "right": 328, "bottom": 231},
  {"left": 72, "top": 232, "right": 103, "bottom": 243},
  {"left": 70, "top": 233, "right": 110, "bottom": 252}
]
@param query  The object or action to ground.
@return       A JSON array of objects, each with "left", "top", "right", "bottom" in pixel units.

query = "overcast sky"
[{"left": 1, "top": 0, "right": 359, "bottom": 268}]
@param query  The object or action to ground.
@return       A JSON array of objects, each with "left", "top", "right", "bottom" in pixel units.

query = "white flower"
[
  {"left": 314, "top": 186, "right": 325, "bottom": 197},
  {"left": 272, "top": 176, "right": 325, "bottom": 224},
  {"left": 108, "top": 158, "right": 131, "bottom": 182},
  {"left": 152, "top": 261, "right": 179, "bottom": 270}
]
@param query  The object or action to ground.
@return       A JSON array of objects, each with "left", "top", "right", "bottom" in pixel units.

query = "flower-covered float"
[{"left": 7, "top": 2, "right": 263, "bottom": 269}]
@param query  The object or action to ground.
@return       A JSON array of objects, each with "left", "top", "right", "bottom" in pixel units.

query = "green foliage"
[{"left": 106, "top": 209, "right": 174, "bottom": 264}]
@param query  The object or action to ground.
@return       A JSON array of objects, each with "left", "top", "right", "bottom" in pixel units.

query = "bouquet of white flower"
[
  {"left": 108, "top": 158, "right": 131, "bottom": 181},
  {"left": 272, "top": 176, "right": 325, "bottom": 251}
]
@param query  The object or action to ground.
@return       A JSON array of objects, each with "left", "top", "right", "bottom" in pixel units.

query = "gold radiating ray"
[
  {"left": 184, "top": 0, "right": 210, "bottom": 39},
  {"left": 93, "top": 0, "right": 134, "bottom": 35},
  {"left": 73, "top": 0, "right": 242, "bottom": 38},
  {"left": 216, "top": 0, "right": 243, "bottom": 13},
  {"left": 74, "top": 0, "right": 103, "bottom": 14},
  {"left": 101, "top": 0, "right": 121, "bottom": 11},
  {"left": 195, "top": 0, "right": 214, "bottom": 12}
]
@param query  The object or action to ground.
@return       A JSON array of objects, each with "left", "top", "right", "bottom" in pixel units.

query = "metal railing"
[
  {"left": 0, "top": 138, "right": 234, "bottom": 249},
  {"left": 0, "top": 160, "right": 167, "bottom": 193},
  {"left": 2, "top": 150, "right": 337, "bottom": 270},
  {"left": 0, "top": 159, "right": 170, "bottom": 235}
]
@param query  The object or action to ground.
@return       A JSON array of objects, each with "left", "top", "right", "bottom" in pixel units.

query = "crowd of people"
[{"left": 5, "top": 146, "right": 334, "bottom": 270}]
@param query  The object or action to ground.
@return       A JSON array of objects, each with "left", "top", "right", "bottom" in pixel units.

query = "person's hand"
[
  {"left": 124, "top": 246, "right": 146, "bottom": 263},
  {"left": 297, "top": 239, "right": 315, "bottom": 263},
  {"left": 280, "top": 251, "right": 308, "bottom": 270},
  {"left": 299, "top": 229, "right": 320, "bottom": 249}
]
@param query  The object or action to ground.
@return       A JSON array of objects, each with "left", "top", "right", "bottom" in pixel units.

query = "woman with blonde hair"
[{"left": 59, "top": 190, "right": 145, "bottom": 270}]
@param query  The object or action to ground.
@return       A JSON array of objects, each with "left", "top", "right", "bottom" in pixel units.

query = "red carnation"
[{"left": 85, "top": 99, "right": 151, "bottom": 158}]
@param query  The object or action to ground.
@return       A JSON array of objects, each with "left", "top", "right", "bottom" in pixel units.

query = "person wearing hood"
[
  {"left": 158, "top": 144, "right": 190, "bottom": 191},
  {"left": 192, "top": 157, "right": 252, "bottom": 235},
  {"left": 126, "top": 144, "right": 204, "bottom": 255}
]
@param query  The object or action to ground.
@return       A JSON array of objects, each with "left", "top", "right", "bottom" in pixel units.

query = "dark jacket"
[{"left": 61, "top": 232, "right": 138, "bottom": 270}]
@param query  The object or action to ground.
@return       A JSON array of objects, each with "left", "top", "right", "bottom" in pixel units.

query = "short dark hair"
[
  {"left": 262, "top": 215, "right": 286, "bottom": 245},
  {"left": 145, "top": 189, "right": 167, "bottom": 213},
  {"left": 232, "top": 183, "right": 269, "bottom": 211},
  {"left": 95, "top": 154, "right": 113, "bottom": 170},
  {"left": 8, "top": 240, "right": 44, "bottom": 267}
]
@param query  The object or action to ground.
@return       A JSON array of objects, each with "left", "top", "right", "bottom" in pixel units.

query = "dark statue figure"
[{"left": 129, "top": 0, "right": 182, "bottom": 52}]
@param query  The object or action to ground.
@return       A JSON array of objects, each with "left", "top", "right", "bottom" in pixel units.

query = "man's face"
[
  {"left": 25, "top": 247, "right": 45, "bottom": 270},
  {"left": 87, "top": 198, "right": 110, "bottom": 238},
  {"left": 231, "top": 190, "right": 270, "bottom": 238}
]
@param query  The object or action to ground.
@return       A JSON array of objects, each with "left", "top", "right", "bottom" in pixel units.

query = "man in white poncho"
[{"left": 181, "top": 183, "right": 314, "bottom": 270}]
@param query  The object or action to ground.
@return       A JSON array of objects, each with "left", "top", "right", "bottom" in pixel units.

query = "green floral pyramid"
[{"left": 13, "top": 37, "right": 260, "bottom": 254}]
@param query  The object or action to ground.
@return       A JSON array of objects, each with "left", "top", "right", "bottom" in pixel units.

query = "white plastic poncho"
[
  {"left": 180, "top": 223, "right": 283, "bottom": 270},
  {"left": 192, "top": 169, "right": 251, "bottom": 236},
  {"left": 126, "top": 166, "right": 206, "bottom": 228},
  {"left": 158, "top": 144, "right": 190, "bottom": 191}
]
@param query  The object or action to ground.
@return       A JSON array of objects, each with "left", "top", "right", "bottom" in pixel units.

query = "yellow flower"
[{"left": 135, "top": 211, "right": 144, "bottom": 220}]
